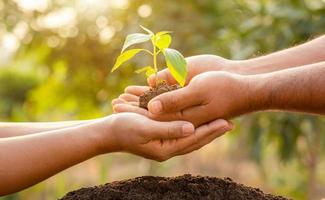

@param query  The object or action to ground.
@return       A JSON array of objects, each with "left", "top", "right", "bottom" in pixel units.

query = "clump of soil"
[
  {"left": 60, "top": 174, "right": 290, "bottom": 200},
  {"left": 139, "top": 81, "right": 180, "bottom": 109}
]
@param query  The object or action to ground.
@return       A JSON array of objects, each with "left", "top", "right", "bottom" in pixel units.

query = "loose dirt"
[
  {"left": 60, "top": 174, "right": 290, "bottom": 200},
  {"left": 139, "top": 81, "right": 179, "bottom": 109}
]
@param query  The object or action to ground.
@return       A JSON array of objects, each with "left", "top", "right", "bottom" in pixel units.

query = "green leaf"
[
  {"left": 155, "top": 34, "right": 172, "bottom": 50},
  {"left": 135, "top": 66, "right": 156, "bottom": 77},
  {"left": 140, "top": 25, "right": 154, "bottom": 35},
  {"left": 122, "top": 33, "right": 151, "bottom": 52},
  {"left": 163, "top": 48, "right": 187, "bottom": 86},
  {"left": 111, "top": 49, "right": 143, "bottom": 72}
]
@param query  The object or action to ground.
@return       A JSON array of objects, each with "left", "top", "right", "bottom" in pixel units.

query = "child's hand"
[{"left": 97, "top": 113, "right": 232, "bottom": 161}]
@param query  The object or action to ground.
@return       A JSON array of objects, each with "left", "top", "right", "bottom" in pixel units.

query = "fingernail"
[
  {"left": 222, "top": 123, "right": 233, "bottom": 132},
  {"left": 227, "top": 122, "right": 234, "bottom": 130},
  {"left": 224, "top": 125, "right": 232, "bottom": 132},
  {"left": 149, "top": 100, "right": 162, "bottom": 114},
  {"left": 182, "top": 123, "right": 194, "bottom": 135},
  {"left": 210, "top": 120, "right": 228, "bottom": 131}
]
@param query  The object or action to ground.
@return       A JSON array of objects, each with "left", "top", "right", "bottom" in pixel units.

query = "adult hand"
[
  {"left": 148, "top": 54, "right": 236, "bottom": 86},
  {"left": 97, "top": 113, "right": 232, "bottom": 161},
  {"left": 113, "top": 71, "right": 250, "bottom": 127},
  {"left": 111, "top": 54, "right": 238, "bottom": 113}
]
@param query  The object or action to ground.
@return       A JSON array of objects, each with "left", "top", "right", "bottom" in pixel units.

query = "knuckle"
[
  {"left": 190, "top": 74, "right": 204, "bottom": 85},
  {"left": 192, "top": 135, "right": 199, "bottom": 145},
  {"left": 166, "top": 96, "right": 180, "bottom": 110},
  {"left": 167, "top": 125, "right": 173, "bottom": 138}
]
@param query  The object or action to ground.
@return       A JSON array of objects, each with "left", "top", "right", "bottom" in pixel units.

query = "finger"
[
  {"left": 111, "top": 98, "right": 126, "bottom": 106},
  {"left": 141, "top": 120, "right": 232, "bottom": 162},
  {"left": 156, "top": 104, "right": 222, "bottom": 128},
  {"left": 119, "top": 93, "right": 139, "bottom": 102},
  {"left": 180, "top": 104, "right": 213, "bottom": 127},
  {"left": 164, "top": 119, "right": 231, "bottom": 156},
  {"left": 128, "top": 101, "right": 139, "bottom": 106},
  {"left": 148, "top": 56, "right": 201, "bottom": 87},
  {"left": 112, "top": 98, "right": 138, "bottom": 107},
  {"left": 113, "top": 104, "right": 149, "bottom": 116},
  {"left": 148, "top": 86, "right": 201, "bottom": 114},
  {"left": 146, "top": 120, "right": 195, "bottom": 140},
  {"left": 147, "top": 69, "right": 177, "bottom": 87},
  {"left": 113, "top": 104, "right": 188, "bottom": 123},
  {"left": 124, "top": 86, "right": 150, "bottom": 96},
  {"left": 179, "top": 120, "right": 233, "bottom": 155}
]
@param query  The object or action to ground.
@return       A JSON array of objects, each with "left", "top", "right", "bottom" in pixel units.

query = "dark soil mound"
[
  {"left": 60, "top": 174, "right": 290, "bottom": 200},
  {"left": 139, "top": 81, "right": 179, "bottom": 109}
]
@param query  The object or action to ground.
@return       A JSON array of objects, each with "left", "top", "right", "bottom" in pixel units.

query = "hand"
[
  {"left": 111, "top": 55, "right": 238, "bottom": 107},
  {"left": 113, "top": 71, "right": 250, "bottom": 127},
  {"left": 96, "top": 113, "right": 232, "bottom": 161},
  {"left": 148, "top": 54, "right": 236, "bottom": 86}
]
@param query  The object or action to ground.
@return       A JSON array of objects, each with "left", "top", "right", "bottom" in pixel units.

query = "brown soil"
[
  {"left": 139, "top": 81, "right": 180, "bottom": 109},
  {"left": 60, "top": 174, "right": 290, "bottom": 200}
]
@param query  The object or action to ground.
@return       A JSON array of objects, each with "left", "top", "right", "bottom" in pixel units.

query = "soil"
[
  {"left": 60, "top": 174, "right": 290, "bottom": 200},
  {"left": 139, "top": 81, "right": 180, "bottom": 109}
]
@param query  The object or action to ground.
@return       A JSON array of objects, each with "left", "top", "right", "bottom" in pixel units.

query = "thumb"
[
  {"left": 148, "top": 86, "right": 199, "bottom": 114},
  {"left": 147, "top": 120, "right": 195, "bottom": 140}
]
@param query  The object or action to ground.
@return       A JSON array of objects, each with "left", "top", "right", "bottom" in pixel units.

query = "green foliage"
[
  {"left": 122, "top": 33, "right": 151, "bottom": 52},
  {"left": 111, "top": 49, "right": 144, "bottom": 72},
  {"left": 111, "top": 26, "right": 188, "bottom": 86},
  {"left": 163, "top": 48, "right": 187, "bottom": 86},
  {"left": 154, "top": 32, "right": 172, "bottom": 49}
]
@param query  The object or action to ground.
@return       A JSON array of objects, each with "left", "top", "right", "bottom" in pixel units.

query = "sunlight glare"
[
  {"left": 14, "top": 0, "right": 49, "bottom": 12},
  {"left": 138, "top": 4, "right": 152, "bottom": 18},
  {"left": 37, "top": 7, "right": 76, "bottom": 29}
]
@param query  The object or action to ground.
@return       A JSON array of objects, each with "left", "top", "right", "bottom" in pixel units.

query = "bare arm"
[
  {"left": 0, "top": 120, "right": 93, "bottom": 138},
  {"left": 233, "top": 35, "right": 325, "bottom": 74},
  {"left": 249, "top": 61, "right": 325, "bottom": 115},
  {"left": 0, "top": 113, "right": 231, "bottom": 196},
  {"left": 0, "top": 120, "right": 105, "bottom": 196},
  {"left": 117, "top": 61, "right": 325, "bottom": 128},
  {"left": 145, "top": 35, "right": 325, "bottom": 87}
]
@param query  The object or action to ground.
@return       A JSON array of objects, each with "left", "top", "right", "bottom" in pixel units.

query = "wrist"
[
  {"left": 228, "top": 59, "right": 258, "bottom": 75},
  {"left": 89, "top": 116, "right": 120, "bottom": 154},
  {"left": 243, "top": 74, "right": 271, "bottom": 112}
]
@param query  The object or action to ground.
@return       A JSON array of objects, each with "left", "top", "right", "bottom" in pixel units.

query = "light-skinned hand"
[{"left": 97, "top": 112, "right": 233, "bottom": 161}]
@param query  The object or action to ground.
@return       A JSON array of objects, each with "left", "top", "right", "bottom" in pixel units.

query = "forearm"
[
  {"left": 231, "top": 35, "right": 325, "bottom": 75},
  {"left": 0, "top": 118, "right": 111, "bottom": 196},
  {"left": 248, "top": 62, "right": 325, "bottom": 115},
  {"left": 0, "top": 120, "right": 94, "bottom": 138}
]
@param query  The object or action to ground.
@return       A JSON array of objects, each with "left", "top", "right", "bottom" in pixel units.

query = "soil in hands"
[
  {"left": 60, "top": 174, "right": 290, "bottom": 200},
  {"left": 139, "top": 81, "right": 180, "bottom": 109}
]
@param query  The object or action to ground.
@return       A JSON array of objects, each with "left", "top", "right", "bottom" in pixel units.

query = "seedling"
[{"left": 111, "top": 25, "right": 188, "bottom": 87}]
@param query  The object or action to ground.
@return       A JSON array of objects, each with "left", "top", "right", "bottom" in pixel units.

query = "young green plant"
[{"left": 111, "top": 26, "right": 188, "bottom": 87}]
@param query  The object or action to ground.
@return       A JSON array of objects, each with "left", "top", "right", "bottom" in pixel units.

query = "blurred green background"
[{"left": 1, "top": 0, "right": 325, "bottom": 199}]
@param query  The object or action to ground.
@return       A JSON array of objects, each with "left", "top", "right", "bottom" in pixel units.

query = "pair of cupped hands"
[{"left": 108, "top": 55, "right": 248, "bottom": 161}]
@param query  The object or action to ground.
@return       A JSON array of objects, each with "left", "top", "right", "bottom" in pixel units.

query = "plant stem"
[
  {"left": 153, "top": 41, "right": 158, "bottom": 85},
  {"left": 143, "top": 49, "right": 154, "bottom": 56}
]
